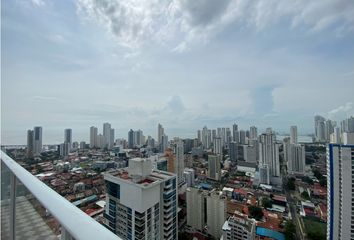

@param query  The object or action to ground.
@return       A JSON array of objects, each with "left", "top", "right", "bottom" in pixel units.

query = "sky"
[{"left": 1, "top": 0, "right": 354, "bottom": 145}]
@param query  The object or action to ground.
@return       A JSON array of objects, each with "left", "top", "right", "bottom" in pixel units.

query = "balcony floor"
[{"left": 1, "top": 196, "right": 58, "bottom": 240}]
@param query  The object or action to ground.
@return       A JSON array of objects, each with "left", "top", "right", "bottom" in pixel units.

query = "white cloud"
[
  {"left": 46, "top": 34, "right": 68, "bottom": 44},
  {"left": 76, "top": 0, "right": 354, "bottom": 50},
  {"left": 31, "top": 0, "right": 45, "bottom": 7},
  {"left": 328, "top": 102, "right": 353, "bottom": 119}
]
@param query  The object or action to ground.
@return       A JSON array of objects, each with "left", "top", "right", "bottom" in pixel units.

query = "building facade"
[
  {"left": 222, "top": 212, "right": 256, "bottom": 240},
  {"left": 104, "top": 158, "right": 178, "bottom": 240},
  {"left": 327, "top": 144, "right": 354, "bottom": 240}
]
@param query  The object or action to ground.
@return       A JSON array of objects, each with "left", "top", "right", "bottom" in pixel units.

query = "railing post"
[{"left": 10, "top": 172, "right": 17, "bottom": 240}]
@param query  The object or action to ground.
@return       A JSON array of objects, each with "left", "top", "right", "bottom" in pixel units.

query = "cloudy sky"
[{"left": 2, "top": 0, "right": 354, "bottom": 144}]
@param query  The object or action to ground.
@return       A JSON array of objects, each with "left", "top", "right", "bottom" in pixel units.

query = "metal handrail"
[{"left": 1, "top": 151, "right": 119, "bottom": 240}]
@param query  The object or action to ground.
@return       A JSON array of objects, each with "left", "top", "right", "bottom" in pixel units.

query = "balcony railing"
[{"left": 1, "top": 151, "right": 119, "bottom": 240}]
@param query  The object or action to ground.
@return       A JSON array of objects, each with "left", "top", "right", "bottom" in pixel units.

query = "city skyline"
[{"left": 2, "top": 0, "right": 354, "bottom": 144}]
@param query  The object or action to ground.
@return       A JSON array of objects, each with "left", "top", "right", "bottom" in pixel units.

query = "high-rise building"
[
  {"left": 259, "top": 164, "right": 270, "bottom": 185},
  {"left": 59, "top": 142, "right": 71, "bottom": 157},
  {"left": 186, "top": 187, "right": 205, "bottom": 231},
  {"left": 232, "top": 123, "right": 238, "bottom": 142},
  {"left": 64, "top": 128, "right": 72, "bottom": 146},
  {"left": 325, "top": 120, "right": 335, "bottom": 142},
  {"left": 165, "top": 148, "right": 175, "bottom": 173},
  {"left": 128, "top": 129, "right": 134, "bottom": 148},
  {"left": 97, "top": 134, "right": 105, "bottom": 149},
  {"left": 90, "top": 126, "right": 98, "bottom": 148},
  {"left": 197, "top": 130, "right": 202, "bottom": 145},
  {"left": 183, "top": 168, "right": 195, "bottom": 187},
  {"left": 33, "top": 126, "right": 42, "bottom": 156},
  {"left": 110, "top": 128, "right": 115, "bottom": 148},
  {"left": 161, "top": 134, "right": 168, "bottom": 153},
  {"left": 146, "top": 136, "right": 155, "bottom": 148},
  {"left": 222, "top": 211, "right": 256, "bottom": 240},
  {"left": 342, "top": 133, "right": 354, "bottom": 145},
  {"left": 174, "top": 139, "right": 184, "bottom": 185},
  {"left": 186, "top": 188, "right": 226, "bottom": 239},
  {"left": 80, "top": 141, "right": 86, "bottom": 149},
  {"left": 158, "top": 123, "right": 164, "bottom": 143},
  {"left": 239, "top": 130, "right": 247, "bottom": 145},
  {"left": 208, "top": 154, "right": 221, "bottom": 181},
  {"left": 207, "top": 191, "right": 227, "bottom": 238},
  {"left": 283, "top": 137, "right": 290, "bottom": 162},
  {"left": 258, "top": 132, "right": 280, "bottom": 178},
  {"left": 103, "top": 158, "right": 178, "bottom": 240},
  {"left": 327, "top": 143, "right": 354, "bottom": 240},
  {"left": 287, "top": 144, "right": 305, "bottom": 174},
  {"left": 26, "top": 130, "right": 34, "bottom": 158},
  {"left": 229, "top": 142, "right": 238, "bottom": 162},
  {"left": 242, "top": 145, "right": 257, "bottom": 163},
  {"left": 134, "top": 129, "right": 144, "bottom": 146},
  {"left": 202, "top": 126, "right": 209, "bottom": 149},
  {"left": 249, "top": 126, "right": 258, "bottom": 140},
  {"left": 213, "top": 137, "right": 222, "bottom": 155},
  {"left": 315, "top": 115, "right": 326, "bottom": 142},
  {"left": 103, "top": 123, "right": 112, "bottom": 149},
  {"left": 340, "top": 116, "right": 354, "bottom": 133},
  {"left": 290, "top": 126, "right": 297, "bottom": 144},
  {"left": 330, "top": 127, "right": 341, "bottom": 144}
]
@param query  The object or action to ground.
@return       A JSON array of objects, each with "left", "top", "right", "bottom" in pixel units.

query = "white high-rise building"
[
  {"left": 213, "top": 137, "right": 222, "bottom": 155},
  {"left": 90, "top": 126, "right": 98, "bottom": 148},
  {"left": 327, "top": 143, "right": 354, "bottom": 240},
  {"left": 208, "top": 154, "right": 221, "bottom": 181},
  {"left": 290, "top": 126, "right": 298, "bottom": 144},
  {"left": 330, "top": 127, "right": 341, "bottom": 144},
  {"left": 242, "top": 145, "right": 257, "bottom": 163},
  {"left": 342, "top": 132, "right": 354, "bottom": 145},
  {"left": 202, "top": 126, "right": 209, "bottom": 149},
  {"left": 110, "top": 128, "right": 115, "bottom": 148},
  {"left": 183, "top": 168, "right": 195, "bottom": 187},
  {"left": 33, "top": 126, "right": 42, "bottom": 156},
  {"left": 315, "top": 115, "right": 326, "bottom": 142},
  {"left": 325, "top": 120, "right": 335, "bottom": 142},
  {"left": 258, "top": 132, "right": 280, "bottom": 178},
  {"left": 104, "top": 158, "right": 178, "bottom": 240},
  {"left": 222, "top": 211, "right": 256, "bottom": 240},
  {"left": 340, "top": 116, "right": 354, "bottom": 133},
  {"left": 186, "top": 188, "right": 226, "bottom": 239},
  {"left": 249, "top": 126, "right": 258, "bottom": 140},
  {"left": 158, "top": 123, "right": 164, "bottom": 148},
  {"left": 186, "top": 187, "right": 205, "bottom": 231},
  {"left": 287, "top": 144, "right": 305, "bottom": 174},
  {"left": 259, "top": 164, "right": 270, "bottom": 185},
  {"left": 161, "top": 134, "right": 168, "bottom": 153},
  {"left": 207, "top": 191, "right": 227, "bottom": 238},
  {"left": 97, "top": 134, "right": 105, "bottom": 149},
  {"left": 103, "top": 122, "right": 112, "bottom": 149},
  {"left": 197, "top": 130, "right": 202, "bottom": 145}
]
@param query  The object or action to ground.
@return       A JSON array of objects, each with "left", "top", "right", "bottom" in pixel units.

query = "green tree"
[
  {"left": 248, "top": 206, "right": 263, "bottom": 220},
  {"left": 262, "top": 197, "right": 272, "bottom": 209},
  {"left": 301, "top": 191, "right": 310, "bottom": 200},
  {"left": 286, "top": 178, "right": 296, "bottom": 190},
  {"left": 307, "top": 226, "right": 326, "bottom": 240},
  {"left": 319, "top": 178, "right": 327, "bottom": 187},
  {"left": 284, "top": 221, "right": 296, "bottom": 240}
]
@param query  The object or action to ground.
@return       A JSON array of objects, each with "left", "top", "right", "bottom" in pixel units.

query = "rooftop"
[{"left": 104, "top": 158, "right": 175, "bottom": 188}]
